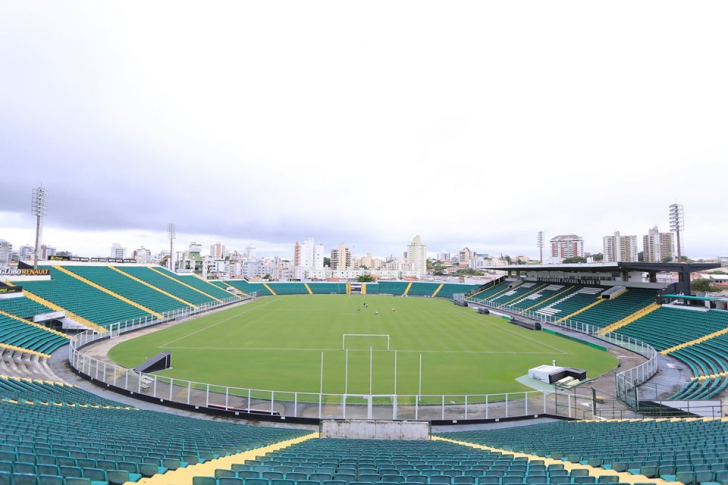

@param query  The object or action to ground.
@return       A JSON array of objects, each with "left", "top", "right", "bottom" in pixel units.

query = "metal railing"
[
  {"left": 69, "top": 333, "right": 610, "bottom": 421},
  {"left": 66, "top": 291, "right": 678, "bottom": 422}
]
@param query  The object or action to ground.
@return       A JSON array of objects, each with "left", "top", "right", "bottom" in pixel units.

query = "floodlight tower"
[
  {"left": 31, "top": 186, "right": 48, "bottom": 269},
  {"left": 167, "top": 222, "right": 176, "bottom": 272},
  {"left": 537, "top": 231, "right": 544, "bottom": 263},
  {"left": 669, "top": 204, "right": 685, "bottom": 262}
]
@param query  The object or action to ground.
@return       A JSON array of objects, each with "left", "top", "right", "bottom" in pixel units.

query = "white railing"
[
  {"left": 66, "top": 291, "right": 664, "bottom": 421},
  {"left": 74, "top": 295, "right": 245, "bottom": 345},
  {"left": 68, "top": 293, "right": 617, "bottom": 422},
  {"left": 69, "top": 333, "right": 610, "bottom": 421}
]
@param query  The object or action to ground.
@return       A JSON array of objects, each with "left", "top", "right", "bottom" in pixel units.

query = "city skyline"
[{"left": 1, "top": 2, "right": 727, "bottom": 260}]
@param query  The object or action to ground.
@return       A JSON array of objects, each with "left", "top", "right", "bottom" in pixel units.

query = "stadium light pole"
[
  {"left": 31, "top": 186, "right": 48, "bottom": 269},
  {"left": 537, "top": 231, "right": 544, "bottom": 263},
  {"left": 668, "top": 204, "right": 684, "bottom": 261},
  {"left": 168, "top": 222, "right": 176, "bottom": 272}
]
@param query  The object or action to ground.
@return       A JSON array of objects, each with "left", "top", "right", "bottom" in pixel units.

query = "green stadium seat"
[
  {"left": 36, "top": 476, "right": 63, "bottom": 485},
  {"left": 11, "top": 474, "right": 38, "bottom": 485},
  {"left": 192, "top": 477, "right": 217, "bottom": 485}
]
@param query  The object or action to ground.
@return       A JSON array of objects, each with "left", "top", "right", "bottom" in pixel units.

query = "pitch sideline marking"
[
  {"left": 160, "top": 297, "right": 278, "bottom": 347},
  {"left": 161, "top": 346, "right": 559, "bottom": 355}
]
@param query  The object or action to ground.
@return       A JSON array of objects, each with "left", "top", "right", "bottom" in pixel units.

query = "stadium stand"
[
  {"left": 226, "top": 281, "right": 273, "bottom": 297},
  {"left": 61, "top": 266, "right": 193, "bottom": 313},
  {"left": 0, "top": 297, "right": 55, "bottom": 321},
  {"left": 434, "top": 283, "right": 481, "bottom": 299},
  {"left": 572, "top": 289, "right": 657, "bottom": 330},
  {"left": 534, "top": 288, "right": 604, "bottom": 324},
  {"left": 151, "top": 267, "right": 239, "bottom": 301},
  {"left": 0, "top": 313, "right": 69, "bottom": 355},
  {"left": 406, "top": 282, "right": 441, "bottom": 297},
  {"left": 378, "top": 282, "right": 409, "bottom": 296},
  {"left": 199, "top": 436, "right": 661, "bottom": 485},
  {"left": 265, "top": 283, "right": 309, "bottom": 295},
  {"left": 363, "top": 283, "right": 379, "bottom": 294},
  {"left": 0, "top": 374, "right": 127, "bottom": 407},
  {"left": 467, "top": 282, "right": 512, "bottom": 303},
  {"left": 607, "top": 307, "right": 728, "bottom": 400},
  {"left": 115, "top": 267, "right": 221, "bottom": 306},
  {"left": 0, "top": 383, "right": 309, "bottom": 485},
  {"left": 439, "top": 419, "right": 728, "bottom": 484},
  {"left": 505, "top": 284, "right": 579, "bottom": 311},
  {"left": 16, "top": 268, "right": 152, "bottom": 327},
  {"left": 614, "top": 307, "right": 728, "bottom": 353},
  {"left": 308, "top": 283, "right": 347, "bottom": 295}
]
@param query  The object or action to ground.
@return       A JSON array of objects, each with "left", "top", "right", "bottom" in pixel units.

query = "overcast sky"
[{"left": 1, "top": 1, "right": 727, "bottom": 260}]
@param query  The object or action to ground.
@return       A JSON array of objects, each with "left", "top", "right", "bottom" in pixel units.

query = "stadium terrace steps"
[
  {"left": 434, "top": 283, "right": 481, "bottom": 298},
  {"left": 575, "top": 289, "right": 658, "bottom": 330},
  {"left": 118, "top": 266, "right": 218, "bottom": 306},
  {"left": 0, "top": 374, "right": 131, "bottom": 408},
  {"left": 52, "top": 266, "right": 164, "bottom": 319},
  {"left": 502, "top": 283, "right": 548, "bottom": 305},
  {"left": 263, "top": 283, "right": 277, "bottom": 295},
  {"left": 433, "top": 436, "right": 659, "bottom": 485},
  {"left": 19, "top": 291, "right": 107, "bottom": 333},
  {"left": 599, "top": 303, "right": 661, "bottom": 336},
  {"left": 308, "top": 283, "right": 347, "bottom": 295},
  {"left": 472, "top": 282, "right": 521, "bottom": 302},
  {"left": 265, "top": 283, "right": 309, "bottom": 295},
  {"left": 432, "top": 283, "right": 444, "bottom": 297},
  {"left": 363, "top": 282, "right": 379, "bottom": 294},
  {"left": 304, "top": 283, "right": 313, "bottom": 295},
  {"left": 535, "top": 288, "right": 602, "bottom": 318},
  {"left": 0, "top": 312, "right": 70, "bottom": 355},
  {"left": 556, "top": 295, "right": 605, "bottom": 323},
  {"left": 109, "top": 266, "right": 197, "bottom": 309},
  {"left": 0, "top": 350, "right": 59, "bottom": 380},
  {"left": 225, "top": 281, "right": 273, "bottom": 296},
  {"left": 404, "top": 282, "right": 413, "bottom": 296},
  {"left": 378, "top": 281, "right": 410, "bottom": 296},
  {"left": 661, "top": 323, "right": 728, "bottom": 355},
  {"left": 521, "top": 285, "right": 578, "bottom": 311},
  {"left": 0, "top": 296, "right": 55, "bottom": 320},
  {"left": 142, "top": 433, "right": 318, "bottom": 485},
  {"left": 489, "top": 282, "right": 537, "bottom": 303},
  {"left": 467, "top": 280, "right": 510, "bottom": 300},
  {"left": 0, "top": 341, "right": 51, "bottom": 360},
  {"left": 17, "top": 268, "right": 152, "bottom": 327},
  {"left": 0, "top": 309, "right": 69, "bottom": 340},
  {"left": 406, "top": 282, "right": 437, "bottom": 297},
  {"left": 151, "top": 268, "right": 241, "bottom": 301},
  {"left": 437, "top": 419, "right": 728, "bottom": 485},
  {"left": 211, "top": 436, "right": 667, "bottom": 485},
  {"left": 143, "top": 267, "right": 223, "bottom": 302},
  {"left": 0, "top": 397, "right": 310, "bottom": 485}
]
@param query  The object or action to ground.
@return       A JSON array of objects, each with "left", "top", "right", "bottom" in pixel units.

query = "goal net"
[{"left": 342, "top": 334, "right": 390, "bottom": 351}]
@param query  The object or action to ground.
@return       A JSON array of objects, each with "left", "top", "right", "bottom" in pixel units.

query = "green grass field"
[{"left": 108, "top": 295, "right": 617, "bottom": 398}]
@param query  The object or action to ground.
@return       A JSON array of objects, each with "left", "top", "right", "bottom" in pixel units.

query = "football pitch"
[{"left": 108, "top": 295, "right": 617, "bottom": 397}]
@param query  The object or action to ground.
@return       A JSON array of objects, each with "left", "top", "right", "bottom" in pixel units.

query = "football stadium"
[
  {"left": 3, "top": 2, "right": 728, "bottom": 484},
  {"left": 1, "top": 260, "right": 727, "bottom": 485}
]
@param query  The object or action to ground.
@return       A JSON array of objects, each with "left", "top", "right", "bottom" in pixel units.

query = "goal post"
[{"left": 342, "top": 334, "right": 390, "bottom": 351}]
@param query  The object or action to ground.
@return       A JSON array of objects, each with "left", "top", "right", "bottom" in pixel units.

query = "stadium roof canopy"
[
  {"left": 482, "top": 261, "right": 721, "bottom": 295},
  {"left": 484, "top": 262, "right": 720, "bottom": 273},
  {"left": 661, "top": 294, "right": 728, "bottom": 303}
]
